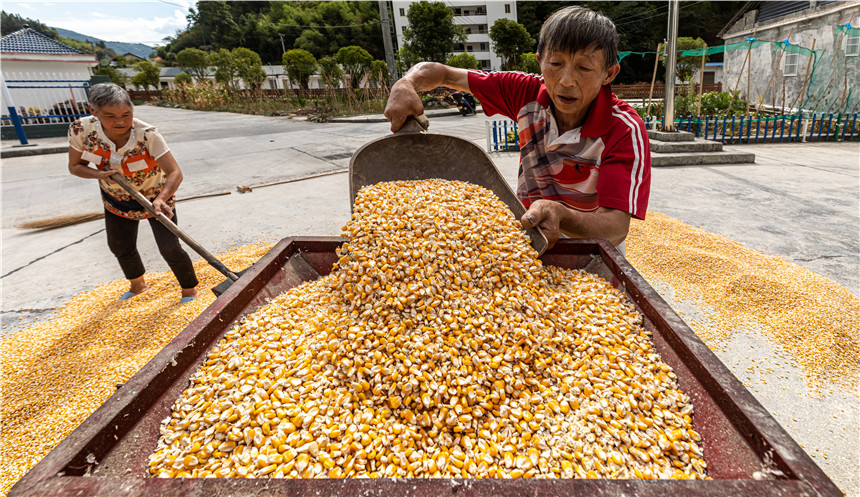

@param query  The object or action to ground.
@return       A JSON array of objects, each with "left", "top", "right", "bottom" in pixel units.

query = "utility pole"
[
  {"left": 663, "top": 0, "right": 680, "bottom": 132},
  {"left": 378, "top": 1, "right": 398, "bottom": 84}
]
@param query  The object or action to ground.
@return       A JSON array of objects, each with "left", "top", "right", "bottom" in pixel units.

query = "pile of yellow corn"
[
  {"left": 149, "top": 179, "right": 706, "bottom": 480},
  {"left": 626, "top": 212, "right": 860, "bottom": 392},
  {"left": 0, "top": 243, "right": 273, "bottom": 496}
]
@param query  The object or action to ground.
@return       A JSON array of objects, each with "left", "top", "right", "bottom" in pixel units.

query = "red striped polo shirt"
[{"left": 468, "top": 71, "right": 650, "bottom": 220}]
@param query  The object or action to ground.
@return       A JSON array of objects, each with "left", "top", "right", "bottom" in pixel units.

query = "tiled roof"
[{"left": 1, "top": 28, "right": 83, "bottom": 55}]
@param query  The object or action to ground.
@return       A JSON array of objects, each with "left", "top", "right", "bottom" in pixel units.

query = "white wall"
[{"left": 391, "top": 0, "right": 518, "bottom": 71}]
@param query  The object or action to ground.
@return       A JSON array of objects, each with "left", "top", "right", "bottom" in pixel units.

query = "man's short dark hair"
[{"left": 537, "top": 6, "right": 619, "bottom": 69}]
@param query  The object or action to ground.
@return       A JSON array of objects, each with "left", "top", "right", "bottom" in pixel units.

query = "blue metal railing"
[
  {"left": 487, "top": 113, "right": 860, "bottom": 152},
  {"left": 641, "top": 113, "right": 860, "bottom": 144},
  {"left": 487, "top": 120, "right": 520, "bottom": 152},
  {"left": 2, "top": 74, "right": 92, "bottom": 144}
]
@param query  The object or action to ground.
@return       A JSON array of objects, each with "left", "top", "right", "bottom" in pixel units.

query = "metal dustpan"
[{"left": 349, "top": 115, "right": 548, "bottom": 255}]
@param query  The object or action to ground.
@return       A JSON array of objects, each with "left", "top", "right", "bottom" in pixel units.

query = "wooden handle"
[
  {"left": 109, "top": 173, "right": 239, "bottom": 281},
  {"left": 397, "top": 114, "right": 430, "bottom": 135}
]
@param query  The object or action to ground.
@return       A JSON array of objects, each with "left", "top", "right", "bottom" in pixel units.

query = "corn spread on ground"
[
  {"left": 148, "top": 179, "right": 707, "bottom": 480},
  {"left": 0, "top": 243, "right": 273, "bottom": 496},
  {"left": 625, "top": 212, "right": 860, "bottom": 392}
]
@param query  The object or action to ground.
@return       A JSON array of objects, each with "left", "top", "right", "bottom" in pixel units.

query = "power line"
[
  {"left": 614, "top": 1, "right": 706, "bottom": 29},
  {"left": 275, "top": 21, "right": 381, "bottom": 29}
]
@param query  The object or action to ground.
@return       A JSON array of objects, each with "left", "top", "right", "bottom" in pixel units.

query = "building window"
[
  {"left": 481, "top": 59, "right": 490, "bottom": 69},
  {"left": 505, "top": 4, "right": 511, "bottom": 14},
  {"left": 784, "top": 53, "right": 799, "bottom": 76},
  {"left": 481, "top": 42, "right": 489, "bottom": 51},
  {"left": 467, "top": 45, "right": 473, "bottom": 52},
  {"left": 399, "top": 8, "right": 405, "bottom": 16},
  {"left": 478, "top": 24, "right": 487, "bottom": 33},
  {"left": 454, "top": 8, "right": 461, "bottom": 15},
  {"left": 477, "top": 7, "right": 486, "bottom": 15},
  {"left": 847, "top": 36, "right": 860, "bottom": 56},
  {"left": 465, "top": 27, "right": 472, "bottom": 34}
]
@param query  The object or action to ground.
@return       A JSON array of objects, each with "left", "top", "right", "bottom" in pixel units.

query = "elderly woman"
[{"left": 68, "top": 83, "right": 198, "bottom": 303}]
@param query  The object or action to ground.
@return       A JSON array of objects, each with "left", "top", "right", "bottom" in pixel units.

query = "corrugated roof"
[{"left": 1, "top": 28, "right": 83, "bottom": 55}]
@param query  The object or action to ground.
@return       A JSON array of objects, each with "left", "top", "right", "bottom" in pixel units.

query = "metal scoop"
[{"left": 348, "top": 115, "right": 548, "bottom": 255}]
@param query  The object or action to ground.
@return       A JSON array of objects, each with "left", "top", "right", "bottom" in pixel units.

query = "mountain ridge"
[{"left": 53, "top": 27, "right": 154, "bottom": 59}]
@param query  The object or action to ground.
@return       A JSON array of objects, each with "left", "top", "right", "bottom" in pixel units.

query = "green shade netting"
[
  {"left": 771, "top": 41, "right": 815, "bottom": 57},
  {"left": 832, "top": 24, "right": 860, "bottom": 36}
]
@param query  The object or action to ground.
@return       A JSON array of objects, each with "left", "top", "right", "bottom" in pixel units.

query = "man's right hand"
[{"left": 384, "top": 79, "right": 426, "bottom": 133}]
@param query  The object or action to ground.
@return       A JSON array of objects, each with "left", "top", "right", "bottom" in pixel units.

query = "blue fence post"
[
  {"left": 825, "top": 113, "right": 833, "bottom": 141},
  {"left": 779, "top": 115, "right": 786, "bottom": 142},
  {"left": 810, "top": 113, "right": 817, "bottom": 141},
  {"left": 502, "top": 121, "right": 508, "bottom": 152},
  {"left": 720, "top": 115, "right": 727, "bottom": 143},
  {"left": 851, "top": 113, "right": 858, "bottom": 141},
  {"left": 1, "top": 81, "right": 30, "bottom": 145},
  {"left": 493, "top": 121, "right": 499, "bottom": 151},
  {"left": 738, "top": 115, "right": 745, "bottom": 143},
  {"left": 513, "top": 122, "right": 519, "bottom": 151},
  {"left": 796, "top": 113, "right": 803, "bottom": 142},
  {"left": 704, "top": 116, "right": 709, "bottom": 139}
]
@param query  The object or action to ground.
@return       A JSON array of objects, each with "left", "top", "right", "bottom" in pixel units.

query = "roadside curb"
[
  {"left": 326, "top": 107, "right": 482, "bottom": 123},
  {"left": 1, "top": 145, "right": 68, "bottom": 158}
]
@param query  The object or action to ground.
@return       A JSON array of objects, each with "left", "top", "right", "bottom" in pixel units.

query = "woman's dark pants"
[{"left": 104, "top": 209, "right": 199, "bottom": 289}]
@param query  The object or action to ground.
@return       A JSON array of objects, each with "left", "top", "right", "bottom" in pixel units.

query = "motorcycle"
[{"left": 451, "top": 91, "right": 477, "bottom": 116}]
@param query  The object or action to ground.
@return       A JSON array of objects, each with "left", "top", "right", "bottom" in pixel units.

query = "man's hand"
[
  {"left": 522, "top": 201, "right": 632, "bottom": 248},
  {"left": 384, "top": 79, "right": 425, "bottom": 133},
  {"left": 521, "top": 200, "right": 567, "bottom": 249},
  {"left": 153, "top": 198, "right": 174, "bottom": 219}
]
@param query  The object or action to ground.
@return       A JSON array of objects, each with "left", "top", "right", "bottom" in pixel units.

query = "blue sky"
[{"left": 4, "top": 0, "right": 193, "bottom": 46}]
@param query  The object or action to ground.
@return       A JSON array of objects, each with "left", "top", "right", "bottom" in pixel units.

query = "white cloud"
[{"left": 43, "top": 10, "right": 188, "bottom": 45}]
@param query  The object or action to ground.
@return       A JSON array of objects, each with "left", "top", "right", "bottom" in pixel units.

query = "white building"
[
  {"left": 1, "top": 28, "right": 97, "bottom": 115},
  {"left": 391, "top": 1, "right": 518, "bottom": 71}
]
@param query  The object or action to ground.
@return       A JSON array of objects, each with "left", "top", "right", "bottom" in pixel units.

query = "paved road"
[{"left": 1, "top": 105, "right": 858, "bottom": 494}]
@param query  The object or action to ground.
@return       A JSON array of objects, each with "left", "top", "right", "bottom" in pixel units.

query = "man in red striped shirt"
[{"left": 384, "top": 6, "right": 650, "bottom": 251}]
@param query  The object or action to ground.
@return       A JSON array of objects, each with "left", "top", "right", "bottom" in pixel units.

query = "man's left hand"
[
  {"left": 153, "top": 199, "right": 174, "bottom": 219},
  {"left": 521, "top": 199, "right": 563, "bottom": 249}
]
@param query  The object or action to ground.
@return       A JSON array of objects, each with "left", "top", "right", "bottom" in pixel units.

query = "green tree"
[
  {"left": 283, "top": 49, "right": 317, "bottom": 90},
  {"left": 368, "top": 59, "right": 388, "bottom": 88},
  {"left": 673, "top": 37, "right": 708, "bottom": 83},
  {"left": 489, "top": 18, "right": 535, "bottom": 70},
  {"left": 396, "top": 46, "right": 421, "bottom": 75},
  {"left": 402, "top": 2, "right": 465, "bottom": 63},
  {"left": 188, "top": 1, "right": 237, "bottom": 49},
  {"left": 176, "top": 47, "right": 210, "bottom": 81},
  {"left": 174, "top": 72, "right": 193, "bottom": 85},
  {"left": 318, "top": 56, "right": 343, "bottom": 90},
  {"left": 131, "top": 60, "right": 161, "bottom": 90},
  {"left": 519, "top": 53, "right": 541, "bottom": 74},
  {"left": 112, "top": 55, "right": 130, "bottom": 68},
  {"left": 446, "top": 53, "right": 480, "bottom": 70},
  {"left": 336, "top": 45, "right": 373, "bottom": 89},
  {"left": 1, "top": 11, "right": 58, "bottom": 39},
  {"left": 93, "top": 65, "right": 129, "bottom": 87},
  {"left": 232, "top": 47, "right": 266, "bottom": 89},
  {"left": 208, "top": 48, "right": 239, "bottom": 89}
]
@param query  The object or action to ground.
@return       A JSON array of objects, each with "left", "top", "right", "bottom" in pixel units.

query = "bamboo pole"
[
  {"left": 646, "top": 42, "right": 663, "bottom": 119},
  {"left": 728, "top": 23, "right": 758, "bottom": 113},
  {"left": 759, "top": 27, "right": 795, "bottom": 113},
  {"left": 789, "top": 38, "right": 816, "bottom": 112},
  {"left": 697, "top": 44, "right": 707, "bottom": 116}
]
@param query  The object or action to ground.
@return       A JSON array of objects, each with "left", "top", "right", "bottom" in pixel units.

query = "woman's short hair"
[
  {"left": 89, "top": 83, "right": 133, "bottom": 111},
  {"left": 537, "top": 6, "right": 619, "bottom": 69}
]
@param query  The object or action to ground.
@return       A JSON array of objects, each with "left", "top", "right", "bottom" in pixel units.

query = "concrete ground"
[{"left": 1, "top": 106, "right": 858, "bottom": 494}]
